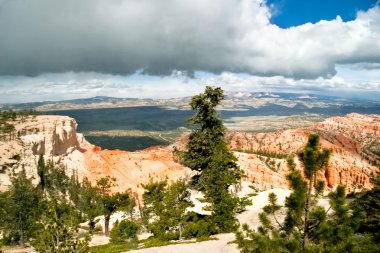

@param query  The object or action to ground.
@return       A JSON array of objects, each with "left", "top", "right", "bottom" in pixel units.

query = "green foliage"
[
  {"left": 367, "top": 141, "right": 380, "bottom": 158},
  {"left": 0, "top": 160, "right": 94, "bottom": 251},
  {"left": 89, "top": 243, "right": 134, "bottom": 253},
  {"left": 96, "top": 175, "right": 116, "bottom": 195},
  {"left": 246, "top": 149, "right": 288, "bottom": 159},
  {"left": 36, "top": 158, "right": 72, "bottom": 197},
  {"left": 236, "top": 196, "right": 253, "bottom": 213},
  {"left": 0, "top": 168, "right": 40, "bottom": 246},
  {"left": 182, "top": 86, "right": 243, "bottom": 233},
  {"left": 96, "top": 176, "right": 136, "bottom": 236},
  {"left": 182, "top": 212, "right": 216, "bottom": 238},
  {"left": 110, "top": 219, "right": 138, "bottom": 243},
  {"left": 142, "top": 179, "right": 193, "bottom": 240},
  {"left": 37, "top": 154, "right": 47, "bottom": 190},
  {"left": 0, "top": 109, "right": 39, "bottom": 140},
  {"left": 32, "top": 199, "right": 90, "bottom": 253},
  {"left": 299, "top": 134, "right": 330, "bottom": 180},
  {"left": 78, "top": 177, "right": 103, "bottom": 230},
  {"left": 236, "top": 134, "right": 379, "bottom": 253},
  {"left": 352, "top": 174, "right": 380, "bottom": 245}
]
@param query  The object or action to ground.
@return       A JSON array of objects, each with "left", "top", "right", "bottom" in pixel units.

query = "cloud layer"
[
  {"left": 1, "top": 62, "right": 379, "bottom": 103},
  {"left": 1, "top": 0, "right": 380, "bottom": 78}
]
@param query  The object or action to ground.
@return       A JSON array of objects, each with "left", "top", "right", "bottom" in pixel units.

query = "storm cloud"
[{"left": 0, "top": 0, "right": 380, "bottom": 78}]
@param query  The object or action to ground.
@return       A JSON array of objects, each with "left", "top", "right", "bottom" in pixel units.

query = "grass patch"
[
  {"left": 247, "top": 150, "right": 288, "bottom": 159},
  {"left": 89, "top": 242, "right": 137, "bottom": 253},
  {"left": 139, "top": 238, "right": 175, "bottom": 248},
  {"left": 89, "top": 236, "right": 217, "bottom": 252},
  {"left": 196, "top": 236, "right": 218, "bottom": 242}
]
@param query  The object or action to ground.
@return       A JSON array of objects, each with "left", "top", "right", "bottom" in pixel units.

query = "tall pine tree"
[{"left": 183, "top": 86, "right": 243, "bottom": 232}]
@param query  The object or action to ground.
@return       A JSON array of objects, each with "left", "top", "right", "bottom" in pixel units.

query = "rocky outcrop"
[
  {"left": 16, "top": 115, "right": 82, "bottom": 156},
  {"left": 82, "top": 146, "right": 191, "bottom": 195},
  {"left": 225, "top": 113, "right": 380, "bottom": 192},
  {"left": 1, "top": 113, "right": 379, "bottom": 194},
  {"left": 0, "top": 115, "right": 190, "bottom": 194},
  {"left": 0, "top": 116, "right": 88, "bottom": 190}
]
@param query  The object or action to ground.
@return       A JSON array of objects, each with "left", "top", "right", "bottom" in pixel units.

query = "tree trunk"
[
  {"left": 303, "top": 176, "right": 313, "bottom": 250},
  {"left": 179, "top": 223, "right": 183, "bottom": 240},
  {"left": 104, "top": 215, "right": 110, "bottom": 236}
]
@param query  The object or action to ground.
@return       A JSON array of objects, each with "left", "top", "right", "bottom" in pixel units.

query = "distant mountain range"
[{"left": 2, "top": 92, "right": 378, "bottom": 111}]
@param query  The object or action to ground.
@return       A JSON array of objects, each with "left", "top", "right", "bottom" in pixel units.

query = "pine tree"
[
  {"left": 32, "top": 199, "right": 90, "bottom": 253},
  {"left": 142, "top": 179, "right": 193, "bottom": 240},
  {"left": 236, "top": 134, "right": 377, "bottom": 252},
  {"left": 78, "top": 177, "right": 102, "bottom": 230},
  {"left": 182, "top": 86, "right": 243, "bottom": 232},
  {"left": 296, "top": 134, "right": 330, "bottom": 249},
  {"left": 352, "top": 174, "right": 380, "bottom": 246},
  {"left": 2, "top": 168, "right": 40, "bottom": 246},
  {"left": 96, "top": 176, "right": 133, "bottom": 236},
  {"left": 37, "top": 154, "right": 47, "bottom": 190}
]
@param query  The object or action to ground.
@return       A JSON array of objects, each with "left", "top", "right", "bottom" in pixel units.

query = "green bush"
[
  {"left": 110, "top": 219, "right": 138, "bottom": 243},
  {"left": 183, "top": 213, "right": 216, "bottom": 239}
]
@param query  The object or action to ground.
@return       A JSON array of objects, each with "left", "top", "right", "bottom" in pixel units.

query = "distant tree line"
[{"left": 0, "top": 109, "right": 39, "bottom": 141}]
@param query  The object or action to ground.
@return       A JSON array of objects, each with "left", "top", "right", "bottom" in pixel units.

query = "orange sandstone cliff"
[
  {"left": 0, "top": 113, "right": 379, "bottom": 194},
  {"left": 226, "top": 113, "right": 380, "bottom": 192}
]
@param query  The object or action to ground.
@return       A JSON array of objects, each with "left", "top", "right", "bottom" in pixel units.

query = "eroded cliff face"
[
  {"left": 82, "top": 146, "right": 191, "bottom": 195},
  {"left": 0, "top": 115, "right": 190, "bottom": 194},
  {"left": 0, "top": 116, "right": 89, "bottom": 190},
  {"left": 0, "top": 113, "right": 379, "bottom": 194},
  {"left": 18, "top": 116, "right": 81, "bottom": 156},
  {"left": 226, "top": 113, "right": 380, "bottom": 192}
]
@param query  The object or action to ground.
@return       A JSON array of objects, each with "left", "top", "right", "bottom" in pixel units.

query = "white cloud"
[
  {"left": 0, "top": 0, "right": 379, "bottom": 79},
  {"left": 1, "top": 63, "right": 380, "bottom": 103}
]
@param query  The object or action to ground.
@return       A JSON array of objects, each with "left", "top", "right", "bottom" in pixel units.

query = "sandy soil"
[
  {"left": 126, "top": 233, "right": 239, "bottom": 253},
  {"left": 123, "top": 188, "right": 293, "bottom": 253}
]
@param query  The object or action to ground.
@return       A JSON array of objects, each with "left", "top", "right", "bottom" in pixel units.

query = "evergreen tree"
[
  {"left": 79, "top": 177, "right": 103, "bottom": 231},
  {"left": 352, "top": 174, "right": 380, "bottom": 245},
  {"left": 96, "top": 176, "right": 133, "bottom": 236},
  {"left": 110, "top": 219, "right": 138, "bottom": 243},
  {"left": 182, "top": 86, "right": 243, "bottom": 232},
  {"left": 32, "top": 199, "right": 90, "bottom": 253},
  {"left": 142, "top": 179, "right": 193, "bottom": 240},
  {"left": 236, "top": 134, "right": 378, "bottom": 252},
  {"left": 296, "top": 134, "right": 330, "bottom": 249},
  {"left": 37, "top": 154, "right": 47, "bottom": 190},
  {"left": 3, "top": 168, "right": 40, "bottom": 246}
]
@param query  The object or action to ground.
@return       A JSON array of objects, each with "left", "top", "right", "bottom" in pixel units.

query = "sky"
[{"left": 0, "top": 0, "right": 380, "bottom": 103}]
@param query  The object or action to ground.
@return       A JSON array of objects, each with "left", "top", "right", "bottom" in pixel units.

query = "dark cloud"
[{"left": 0, "top": 0, "right": 380, "bottom": 78}]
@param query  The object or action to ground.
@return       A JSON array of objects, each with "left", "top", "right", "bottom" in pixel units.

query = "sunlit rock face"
[
  {"left": 226, "top": 113, "right": 380, "bottom": 192},
  {"left": 0, "top": 115, "right": 190, "bottom": 194},
  {"left": 0, "top": 115, "right": 88, "bottom": 189},
  {"left": 16, "top": 115, "right": 80, "bottom": 156},
  {"left": 1, "top": 113, "right": 379, "bottom": 194}
]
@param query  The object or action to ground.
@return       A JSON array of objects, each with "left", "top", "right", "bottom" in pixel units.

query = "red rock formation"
[
  {"left": 225, "top": 113, "right": 380, "bottom": 192},
  {"left": 1, "top": 113, "right": 379, "bottom": 194},
  {"left": 44, "top": 113, "right": 380, "bottom": 194},
  {"left": 82, "top": 145, "right": 191, "bottom": 195}
]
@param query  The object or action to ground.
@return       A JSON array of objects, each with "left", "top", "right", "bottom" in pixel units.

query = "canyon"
[{"left": 0, "top": 113, "right": 379, "bottom": 195}]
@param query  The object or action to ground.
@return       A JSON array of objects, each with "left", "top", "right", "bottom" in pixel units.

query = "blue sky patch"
[{"left": 267, "top": 0, "right": 377, "bottom": 28}]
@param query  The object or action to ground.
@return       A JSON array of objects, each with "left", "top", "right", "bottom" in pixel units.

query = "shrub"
[
  {"left": 183, "top": 213, "right": 216, "bottom": 239},
  {"left": 110, "top": 220, "right": 138, "bottom": 243}
]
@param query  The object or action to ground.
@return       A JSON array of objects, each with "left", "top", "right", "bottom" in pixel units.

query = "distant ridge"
[{"left": 1, "top": 92, "right": 379, "bottom": 111}]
